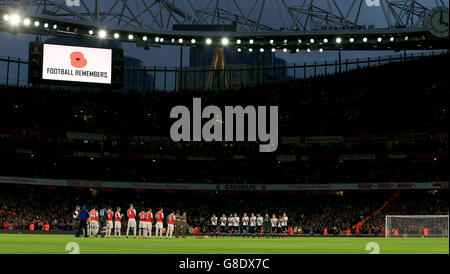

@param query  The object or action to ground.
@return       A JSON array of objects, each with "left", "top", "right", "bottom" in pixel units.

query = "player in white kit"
[
  {"left": 250, "top": 213, "right": 257, "bottom": 238},
  {"left": 281, "top": 213, "right": 288, "bottom": 239},
  {"left": 257, "top": 214, "right": 264, "bottom": 235},
  {"left": 210, "top": 214, "right": 218, "bottom": 237},
  {"left": 277, "top": 216, "right": 283, "bottom": 238},
  {"left": 227, "top": 214, "right": 234, "bottom": 236},
  {"left": 233, "top": 213, "right": 240, "bottom": 235},
  {"left": 220, "top": 214, "right": 227, "bottom": 237},
  {"left": 242, "top": 213, "right": 249, "bottom": 238},
  {"left": 270, "top": 214, "right": 278, "bottom": 238}
]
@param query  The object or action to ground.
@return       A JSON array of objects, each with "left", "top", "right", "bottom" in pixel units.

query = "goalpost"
[{"left": 385, "top": 215, "right": 449, "bottom": 238}]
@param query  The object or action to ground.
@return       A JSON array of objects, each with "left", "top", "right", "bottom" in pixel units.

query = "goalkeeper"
[
  {"left": 99, "top": 206, "right": 108, "bottom": 238},
  {"left": 263, "top": 213, "right": 271, "bottom": 239}
]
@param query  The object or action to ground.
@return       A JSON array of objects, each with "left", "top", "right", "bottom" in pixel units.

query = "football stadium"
[{"left": 0, "top": 0, "right": 448, "bottom": 260}]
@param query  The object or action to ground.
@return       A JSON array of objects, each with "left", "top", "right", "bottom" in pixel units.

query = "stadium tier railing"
[
  {"left": 0, "top": 50, "right": 447, "bottom": 91},
  {"left": 0, "top": 127, "right": 446, "bottom": 145}
]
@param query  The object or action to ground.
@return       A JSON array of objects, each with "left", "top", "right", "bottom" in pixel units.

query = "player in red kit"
[
  {"left": 155, "top": 208, "right": 164, "bottom": 239},
  {"left": 146, "top": 208, "right": 153, "bottom": 239},
  {"left": 166, "top": 210, "right": 175, "bottom": 239},
  {"left": 138, "top": 209, "right": 146, "bottom": 239},
  {"left": 106, "top": 206, "right": 114, "bottom": 238},
  {"left": 89, "top": 207, "right": 99, "bottom": 237},
  {"left": 114, "top": 207, "right": 124, "bottom": 238},
  {"left": 126, "top": 204, "right": 137, "bottom": 238}
]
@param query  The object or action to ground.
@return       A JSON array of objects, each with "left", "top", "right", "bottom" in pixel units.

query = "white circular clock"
[{"left": 425, "top": 6, "right": 449, "bottom": 38}]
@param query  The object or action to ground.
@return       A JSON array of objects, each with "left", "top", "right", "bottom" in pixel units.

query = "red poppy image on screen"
[{"left": 70, "top": 51, "right": 87, "bottom": 68}]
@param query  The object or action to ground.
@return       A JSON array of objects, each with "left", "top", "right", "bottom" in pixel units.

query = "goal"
[{"left": 385, "top": 215, "right": 449, "bottom": 238}]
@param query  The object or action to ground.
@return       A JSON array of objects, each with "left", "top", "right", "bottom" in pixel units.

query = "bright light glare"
[
  {"left": 99, "top": 30, "right": 107, "bottom": 38},
  {"left": 221, "top": 38, "right": 229, "bottom": 46},
  {"left": 10, "top": 14, "right": 20, "bottom": 25}
]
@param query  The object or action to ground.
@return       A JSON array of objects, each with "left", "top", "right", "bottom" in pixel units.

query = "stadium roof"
[{"left": 0, "top": 0, "right": 448, "bottom": 51}]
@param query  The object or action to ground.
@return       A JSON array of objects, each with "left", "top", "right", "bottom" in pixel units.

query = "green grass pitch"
[{"left": 0, "top": 234, "right": 448, "bottom": 254}]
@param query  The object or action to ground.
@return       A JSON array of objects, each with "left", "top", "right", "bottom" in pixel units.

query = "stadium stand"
[
  {"left": 0, "top": 53, "right": 448, "bottom": 237},
  {"left": 0, "top": 54, "right": 447, "bottom": 184}
]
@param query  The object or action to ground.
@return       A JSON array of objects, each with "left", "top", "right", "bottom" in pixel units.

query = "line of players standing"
[
  {"left": 84, "top": 204, "right": 181, "bottom": 239},
  {"left": 210, "top": 213, "right": 289, "bottom": 238}
]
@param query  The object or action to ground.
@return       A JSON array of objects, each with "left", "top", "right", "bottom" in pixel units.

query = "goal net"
[{"left": 385, "top": 215, "right": 449, "bottom": 238}]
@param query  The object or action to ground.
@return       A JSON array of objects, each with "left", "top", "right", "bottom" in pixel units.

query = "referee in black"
[{"left": 73, "top": 206, "right": 80, "bottom": 237}]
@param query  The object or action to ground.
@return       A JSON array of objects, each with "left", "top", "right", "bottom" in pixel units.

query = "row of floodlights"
[
  {"left": 3, "top": 13, "right": 411, "bottom": 46},
  {"left": 88, "top": 33, "right": 410, "bottom": 45},
  {"left": 237, "top": 48, "right": 327, "bottom": 53},
  {"left": 3, "top": 13, "right": 56, "bottom": 29}
]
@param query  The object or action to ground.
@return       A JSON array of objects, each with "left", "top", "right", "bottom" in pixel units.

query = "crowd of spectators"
[
  {"left": 0, "top": 54, "right": 447, "bottom": 138},
  {"left": 0, "top": 54, "right": 447, "bottom": 184},
  {"left": 0, "top": 184, "right": 447, "bottom": 236}
]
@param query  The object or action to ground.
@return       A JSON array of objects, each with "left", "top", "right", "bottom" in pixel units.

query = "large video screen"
[{"left": 42, "top": 44, "right": 112, "bottom": 85}]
